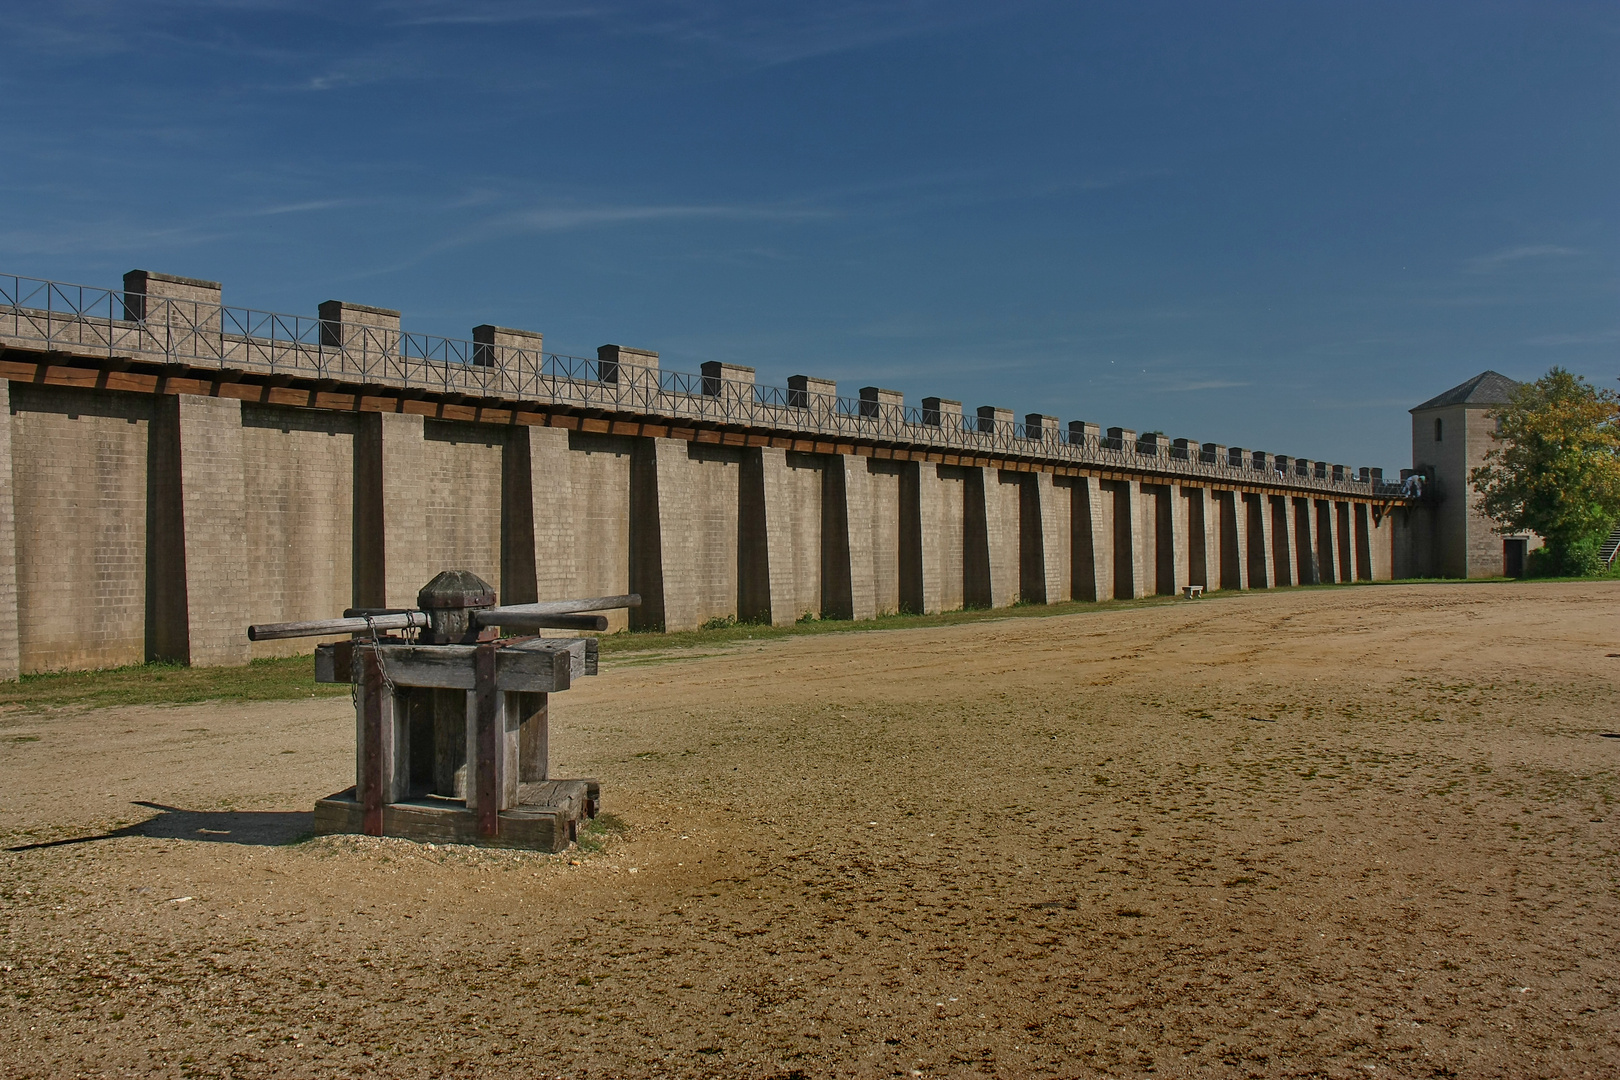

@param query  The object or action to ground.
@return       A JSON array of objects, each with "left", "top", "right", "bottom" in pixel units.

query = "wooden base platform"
[{"left": 313, "top": 779, "right": 599, "bottom": 852}]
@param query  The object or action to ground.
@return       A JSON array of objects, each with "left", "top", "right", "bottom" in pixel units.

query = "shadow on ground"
[{"left": 7, "top": 801, "right": 313, "bottom": 851}]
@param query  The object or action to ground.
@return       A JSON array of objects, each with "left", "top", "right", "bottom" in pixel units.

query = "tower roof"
[{"left": 1410, "top": 370, "right": 1521, "bottom": 413}]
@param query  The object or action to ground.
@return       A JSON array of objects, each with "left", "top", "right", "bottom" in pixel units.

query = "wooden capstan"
[{"left": 247, "top": 572, "right": 637, "bottom": 851}]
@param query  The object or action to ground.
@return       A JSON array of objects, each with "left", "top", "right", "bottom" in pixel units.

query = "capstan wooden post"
[
  {"left": 354, "top": 644, "right": 410, "bottom": 836},
  {"left": 359, "top": 646, "right": 386, "bottom": 836},
  {"left": 473, "top": 640, "right": 501, "bottom": 839},
  {"left": 518, "top": 693, "right": 548, "bottom": 782}
]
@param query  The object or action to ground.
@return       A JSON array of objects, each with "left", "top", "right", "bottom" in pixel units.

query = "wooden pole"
[
  {"left": 479, "top": 612, "right": 608, "bottom": 632},
  {"left": 473, "top": 594, "right": 640, "bottom": 625},
  {"left": 359, "top": 646, "right": 385, "bottom": 836},
  {"left": 248, "top": 611, "right": 429, "bottom": 641},
  {"left": 473, "top": 641, "right": 501, "bottom": 839}
]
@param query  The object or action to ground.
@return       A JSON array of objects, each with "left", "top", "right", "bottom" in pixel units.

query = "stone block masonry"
[
  {"left": 901, "top": 461, "right": 960, "bottom": 615},
  {"left": 169, "top": 393, "right": 252, "bottom": 667},
  {"left": 778, "top": 452, "right": 824, "bottom": 621},
  {"left": 1019, "top": 471, "right": 1066, "bottom": 605},
  {"left": 0, "top": 267, "right": 1412, "bottom": 673},
  {"left": 867, "top": 458, "right": 904, "bottom": 615},
  {"left": 1334, "top": 502, "right": 1355, "bottom": 583},
  {"left": 962, "top": 467, "right": 1019, "bottom": 609},
  {"left": 242, "top": 403, "right": 357, "bottom": 660},
  {"left": 631, "top": 437, "right": 745, "bottom": 631},
  {"left": 1248, "top": 494, "right": 1274, "bottom": 589},
  {"left": 357, "top": 412, "right": 505, "bottom": 613},
  {"left": 737, "top": 446, "right": 802, "bottom": 627},
  {"left": 1409, "top": 376, "right": 1530, "bottom": 580},
  {"left": 0, "top": 382, "right": 17, "bottom": 680},
  {"left": 1067, "top": 475, "right": 1108, "bottom": 603},
  {"left": 1110, "top": 481, "right": 1146, "bottom": 600},
  {"left": 1273, "top": 496, "right": 1298, "bottom": 587},
  {"left": 0, "top": 373, "right": 1403, "bottom": 670},
  {"left": 10, "top": 385, "right": 152, "bottom": 672},
  {"left": 355, "top": 412, "right": 426, "bottom": 610},
  {"left": 822, "top": 454, "right": 876, "bottom": 622},
  {"left": 1293, "top": 498, "right": 1320, "bottom": 587},
  {"left": 1185, "top": 486, "right": 1216, "bottom": 591},
  {"left": 1217, "top": 491, "right": 1248, "bottom": 591},
  {"left": 526, "top": 428, "right": 634, "bottom": 632},
  {"left": 901, "top": 464, "right": 932, "bottom": 611},
  {"left": 1163, "top": 483, "right": 1189, "bottom": 596}
]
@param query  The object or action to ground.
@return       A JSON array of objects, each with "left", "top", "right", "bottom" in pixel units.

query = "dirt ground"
[{"left": 2, "top": 583, "right": 1618, "bottom": 1079}]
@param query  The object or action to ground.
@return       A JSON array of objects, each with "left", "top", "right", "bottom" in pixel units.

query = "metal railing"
[{"left": 0, "top": 272, "right": 1403, "bottom": 498}]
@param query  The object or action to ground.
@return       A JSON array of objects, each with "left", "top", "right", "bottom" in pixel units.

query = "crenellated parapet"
[
  {"left": 0, "top": 270, "right": 1400, "bottom": 501},
  {"left": 0, "top": 268, "right": 1412, "bottom": 676}
]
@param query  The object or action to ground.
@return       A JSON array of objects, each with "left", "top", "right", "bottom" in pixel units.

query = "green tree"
[{"left": 1470, "top": 367, "right": 1620, "bottom": 576}]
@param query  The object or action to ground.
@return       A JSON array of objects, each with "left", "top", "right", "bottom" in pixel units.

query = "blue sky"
[{"left": 2, "top": 1, "right": 1615, "bottom": 469}]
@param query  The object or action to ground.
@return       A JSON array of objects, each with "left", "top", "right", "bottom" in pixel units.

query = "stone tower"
[{"left": 1405, "top": 371, "right": 1541, "bottom": 578}]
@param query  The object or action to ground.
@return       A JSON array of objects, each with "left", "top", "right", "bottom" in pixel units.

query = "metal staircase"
[{"left": 1601, "top": 526, "right": 1620, "bottom": 567}]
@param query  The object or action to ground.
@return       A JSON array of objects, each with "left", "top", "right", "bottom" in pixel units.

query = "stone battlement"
[
  {"left": 0, "top": 269, "right": 1412, "bottom": 678},
  {"left": 0, "top": 269, "right": 1394, "bottom": 500}
]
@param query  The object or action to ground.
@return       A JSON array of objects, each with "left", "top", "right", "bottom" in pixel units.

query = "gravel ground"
[{"left": 2, "top": 582, "right": 1618, "bottom": 1079}]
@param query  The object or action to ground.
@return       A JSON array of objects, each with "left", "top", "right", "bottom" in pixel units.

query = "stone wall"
[
  {"left": 1020, "top": 472, "right": 1068, "bottom": 605},
  {"left": 0, "top": 377, "right": 1404, "bottom": 674},
  {"left": 170, "top": 394, "right": 252, "bottom": 667},
  {"left": 10, "top": 385, "right": 152, "bottom": 671},
  {"left": 0, "top": 383, "right": 16, "bottom": 680},
  {"left": 779, "top": 453, "right": 824, "bottom": 623},
  {"left": 417, "top": 419, "right": 507, "bottom": 598},
  {"left": 241, "top": 404, "right": 357, "bottom": 659},
  {"left": 867, "top": 460, "right": 904, "bottom": 616},
  {"left": 525, "top": 428, "right": 634, "bottom": 630},
  {"left": 927, "top": 465, "right": 969, "bottom": 613},
  {"left": 631, "top": 438, "right": 742, "bottom": 631}
]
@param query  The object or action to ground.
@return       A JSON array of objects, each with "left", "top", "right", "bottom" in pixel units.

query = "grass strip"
[
  {"left": 595, "top": 594, "right": 1185, "bottom": 655},
  {"left": 0, "top": 656, "right": 349, "bottom": 714},
  {"left": 0, "top": 597, "right": 1183, "bottom": 711},
  {"left": 0, "top": 576, "right": 1601, "bottom": 713}
]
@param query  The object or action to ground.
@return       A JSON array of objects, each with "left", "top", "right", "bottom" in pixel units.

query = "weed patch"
[{"left": 576, "top": 812, "right": 630, "bottom": 855}]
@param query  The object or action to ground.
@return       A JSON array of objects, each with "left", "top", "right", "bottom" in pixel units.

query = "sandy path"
[{"left": 2, "top": 583, "right": 1618, "bottom": 1078}]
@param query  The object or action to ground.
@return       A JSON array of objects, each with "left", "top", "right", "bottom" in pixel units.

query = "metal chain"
[
  {"left": 364, "top": 615, "right": 398, "bottom": 699},
  {"left": 348, "top": 615, "right": 400, "bottom": 715}
]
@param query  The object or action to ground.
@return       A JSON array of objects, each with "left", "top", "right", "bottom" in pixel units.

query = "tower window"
[{"left": 1435, "top": 417, "right": 1443, "bottom": 442}]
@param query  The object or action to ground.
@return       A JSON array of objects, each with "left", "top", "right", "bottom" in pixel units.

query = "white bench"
[{"left": 1183, "top": 585, "right": 1205, "bottom": 599}]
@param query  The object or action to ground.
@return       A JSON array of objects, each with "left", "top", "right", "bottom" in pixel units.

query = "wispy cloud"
[
  {"left": 1312, "top": 397, "right": 1421, "bottom": 411},
  {"left": 381, "top": 0, "right": 1012, "bottom": 67},
  {"left": 299, "top": 50, "right": 439, "bottom": 92},
  {"left": 504, "top": 202, "right": 835, "bottom": 232},
  {"left": 383, "top": 1, "right": 608, "bottom": 28},
  {"left": 328, "top": 195, "right": 836, "bottom": 281},
  {"left": 1027, "top": 168, "right": 1174, "bottom": 196},
  {"left": 1095, "top": 367, "right": 1249, "bottom": 394},
  {"left": 243, "top": 199, "right": 353, "bottom": 217},
  {"left": 1162, "top": 379, "right": 1249, "bottom": 392},
  {"left": 1464, "top": 244, "right": 1580, "bottom": 273},
  {"left": 1524, "top": 328, "right": 1620, "bottom": 346},
  {"left": 2, "top": 1, "right": 339, "bottom": 66},
  {"left": 0, "top": 220, "right": 228, "bottom": 256},
  {"left": 0, "top": 195, "right": 355, "bottom": 257}
]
